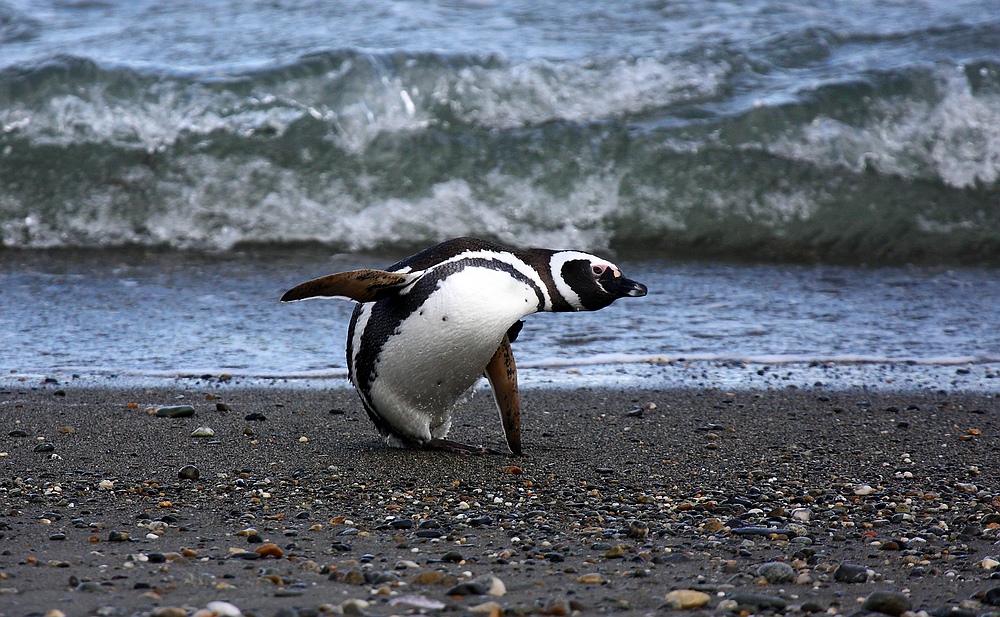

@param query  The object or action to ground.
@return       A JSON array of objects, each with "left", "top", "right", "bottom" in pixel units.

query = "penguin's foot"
[{"left": 423, "top": 439, "right": 503, "bottom": 455}]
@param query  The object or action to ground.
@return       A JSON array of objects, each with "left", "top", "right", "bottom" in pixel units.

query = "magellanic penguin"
[{"left": 281, "top": 237, "right": 647, "bottom": 455}]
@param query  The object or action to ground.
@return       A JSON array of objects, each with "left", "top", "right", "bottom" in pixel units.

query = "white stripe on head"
[
  {"left": 548, "top": 251, "right": 613, "bottom": 311},
  {"left": 435, "top": 249, "right": 552, "bottom": 311}
]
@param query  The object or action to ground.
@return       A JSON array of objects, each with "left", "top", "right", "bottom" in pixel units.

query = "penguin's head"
[{"left": 549, "top": 251, "right": 647, "bottom": 311}]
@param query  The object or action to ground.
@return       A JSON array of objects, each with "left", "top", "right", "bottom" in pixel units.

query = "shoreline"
[{"left": 2, "top": 384, "right": 999, "bottom": 616}]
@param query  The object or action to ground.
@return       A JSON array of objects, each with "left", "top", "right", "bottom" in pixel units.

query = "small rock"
[
  {"left": 178, "top": 465, "right": 200, "bottom": 480},
  {"left": 412, "top": 571, "right": 444, "bottom": 585},
  {"left": 154, "top": 405, "right": 196, "bottom": 418},
  {"left": 604, "top": 545, "right": 625, "bottom": 558},
  {"left": 338, "top": 599, "right": 369, "bottom": 617},
  {"left": 441, "top": 550, "right": 463, "bottom": 563},
  {"left": 445, "top": 581, "right": 488, "bottom": 596},
  {"left": 791, "top": 508, "right": 811, "bottom": 521},
  {"left": 191, "top": 426, "right": 215, "bottom": 437},
  {"left": 476, "top": 574, "right": 506, "bottom": 597},
  {"left": 468, "top": 601, "right": 502, "bottom": 617},
  {"left": 833, "top": 563, "right": 870, "bottom": 583},
  {"left": 151, "top": 608, "right": 187, "bottom": 617},
  {"left": 863, "top": 590, "right": 913, "bottom": 616},
  {"left": 205, "top": 601, "right": 242, "bottom": 617},
  {"left": 255, "top": 543, "right": 283, "bottom": 558},
  {"left": 757, "top": 561, "right": 795, "bottom": 584},
  {"left": 342, "top": 569, "right": 366, "bottom": 585},
  {"left": 577, "top": 573, "right": 605, "bottom": 584},
  {"left": 663, "top": 589, "right": 710, "bottom": 609},
  {"left": 107, "top": 530, "right": 130, "bottom": 542},
  {"left": 985, "top": 587, "right": 1000, "bottom": 607},
  {"left": 34, "top": 442, "right": 55, "bottom": 453},
  {"left": 627, "top": 520, "right": 649, "bottom": 538},
  {"left": 729, "top": 593, "right": 787, "bottom": 611},
  {"left": 388, "top": 595, "right": 446, "bottom": 611},
  {"left": 244, "top": 413, "right": 267, "bottom": 421},
  {"left": 540, "top": 599, "right": 570, "bottom": 616},
  {"left": 854, "top": 484, "right": 875, "bottom": 496}
]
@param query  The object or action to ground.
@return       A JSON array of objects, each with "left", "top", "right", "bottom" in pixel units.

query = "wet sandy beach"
[{"left": 2, "top": 382, "right": 1000, "bottom": 616}]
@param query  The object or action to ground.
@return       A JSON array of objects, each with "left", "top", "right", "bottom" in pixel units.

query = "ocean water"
[{"left": 1, "top": 1, "right": 999, "bottom": 391}]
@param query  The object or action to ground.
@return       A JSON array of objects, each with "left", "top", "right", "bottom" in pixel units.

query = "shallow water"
[{"left": 2, "top": 249, "right": 998, "bottom": 392}]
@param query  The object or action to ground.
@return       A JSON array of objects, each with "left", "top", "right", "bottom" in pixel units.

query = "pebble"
[
  {"left": 154, "top": 405, "right": 195, "bottom": 418},
  {"left": 729, "top": 593, "right": 788, "bottom": 610},
  {"left": 468, "top": 601, "right": 502, "bottom": 617},
  {"left": 577, "top": 573, "right": 605, "bottom": 584},
  {"left": 255, "top": 543, "right": 283, "bottom": 558},
  {"left": 757, "top": 561, "right": 795, "bottom": 583},
  {"left": 244, "top": 412, "right": 267, "bottom": 421},
  {"left": 33, "top": 442, "right": 55, "bottom": 453},
  {"left": 985, "top": 587, "right": 1000, "bottom": 607},
  {"left": 446, "top": 581, "right": 488, "bottom": 596},
  {"left": 191, "top": 426, "right": 216, "bottom": 437},
  {"left": 854, "top": 484, "right": 875, "bottom": 496},
  {"left": 178, "top": 464, "right": 200, "bottom": 480},
  {"left": 412, "top": 571, "right": 444, "bottom": 585},
  {"left": 388, "top": 595, "right": 446, "bottom": 611},
  {"left": 338, "top": 599, "right": 369, "bottom": 616},
  {"left": 205, "top": 601, "right": 242, "bottom": 617},
  {"left": 663, "top": 589, "right": 710, "bottom": 609},
  {"left": 833, "top": 563, "right": 870, "bottom": 583},
  {"left": 863, "top": 590, "right": 913, "bottom": 616},
  {"left": 107, "top": 530, "right": 130, "bottom": 542}
]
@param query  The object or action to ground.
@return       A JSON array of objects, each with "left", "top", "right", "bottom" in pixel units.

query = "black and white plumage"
[{"left": 281, "top": 237, "right": 647, "bottom": 454}]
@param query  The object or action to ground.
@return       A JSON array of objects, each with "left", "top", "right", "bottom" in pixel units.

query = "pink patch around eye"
[{"left": 592, "top": 265, "right": 606, "bottom": 275}]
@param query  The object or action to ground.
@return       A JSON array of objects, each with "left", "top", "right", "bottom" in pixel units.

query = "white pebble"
[
  {"left": 854, "top": 484, "right": 874, "bottom": 496},
  {"left": 206, "top": 601, "right": 243, "bottom": 617},
  {"left": 191, "top": 426, "right": 216, "bottom": 437}
]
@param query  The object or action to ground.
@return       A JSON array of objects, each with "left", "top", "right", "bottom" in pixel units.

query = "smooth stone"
[
  {"left": 178, "top": 465, "right": 200, "bottom": 480},
  {"left": 338, "top": 599, "right": 369, "bottom": 617},
  {"left": 155, "top": 405, "right": 195, "bottom": 418},
  {"left": 442, "top": 550, "right": 464, "bottom": 562},
  {"left": 244, "top": 413, "right": 267, "bottom": 421},
  {"left": 445, "top": 582, "right": 488, "bottom": 596},
  {"left": 985, "top": 587, "right": 1000, "bottom": 607},
  {"left": 34, "top": 442, "right": 55, "bottom": 452},
  {"left": 107, "top": 530, "right": 130, "bottom": 542},
  {"left": 191, "top": 426, "right": 215, "bottom": 437},
  {"left": 834, "top": 563, "right": 870, "bottom": 583},
  {"left": 663, "top": 589, "right": 710, "bottom": 609},
  {"left": 862, "top": 591, "right": 913, "bottom": 616},
  {"left": 757, "top": 561, "right": 795, "bottom": 583},
  {"left": 475, "top": 575, "right": 506, "bottom": 597},
  {"left": 729, "top": 593, "right": 788, "bottom": 610},
  {"left": 205, "top": 601, "right": 242, "bottom": 617},
  {"left": 389, "top": 519, "right": 413, "bottom": 529}
]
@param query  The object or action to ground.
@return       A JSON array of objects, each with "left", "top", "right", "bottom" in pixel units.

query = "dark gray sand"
[{"left": 2, "top": 384, "right": 1000, "bottom": 617}]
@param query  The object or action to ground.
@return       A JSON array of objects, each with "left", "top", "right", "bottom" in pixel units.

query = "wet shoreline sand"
[{"left": 2, "top": 383, "right": 999, "bottom": 616}]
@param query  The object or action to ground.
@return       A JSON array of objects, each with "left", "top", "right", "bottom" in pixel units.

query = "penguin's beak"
[{"left": 614, "top": 276, "right": 647, "bottom": 298}]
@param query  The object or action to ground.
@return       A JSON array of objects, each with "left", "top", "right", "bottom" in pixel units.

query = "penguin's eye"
[{"left": 592, "top": 264, "right": 606, "bottom": 276}]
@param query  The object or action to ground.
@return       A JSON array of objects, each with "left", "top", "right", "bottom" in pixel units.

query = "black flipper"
[{"left": 484, "top": 334, "right": 522, "bottom": 455}]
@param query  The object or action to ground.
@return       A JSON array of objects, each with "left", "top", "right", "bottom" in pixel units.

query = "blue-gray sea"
[{"left": 1, "top": 1, "right": 999, "bottom": 391}]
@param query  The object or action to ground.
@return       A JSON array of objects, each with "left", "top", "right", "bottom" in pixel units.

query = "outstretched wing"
[{"left": 280, "top": 269, "right": 422, "bottom": 303}]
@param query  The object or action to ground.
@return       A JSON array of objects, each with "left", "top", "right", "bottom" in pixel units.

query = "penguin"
[{"left": 281, "top": 237, "right": 647, "bottom": 454}]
